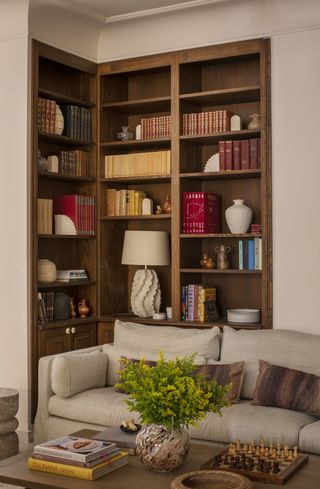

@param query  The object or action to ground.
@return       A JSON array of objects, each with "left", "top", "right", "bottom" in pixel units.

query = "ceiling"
[{"left": 53, "top": 0, "right": 224, "bottom": 22}]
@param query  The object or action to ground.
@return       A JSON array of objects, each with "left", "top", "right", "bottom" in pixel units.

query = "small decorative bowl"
[
  {"left": 171, "top": 470, "right": 252, "bottom": 489},
  {"left": 120, "top": 424, "right": 141, "bottom": 434},
  {"left": 227, "top": 309, "right": 260, "bottom": 324}
]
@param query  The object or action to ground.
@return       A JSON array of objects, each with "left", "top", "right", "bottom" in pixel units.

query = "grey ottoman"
[{"left": 0, "top": 388, "right": 19, "bottom": 460}]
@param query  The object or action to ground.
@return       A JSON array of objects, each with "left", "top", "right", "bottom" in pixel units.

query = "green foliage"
[{"left": 116, "top": 353, "right": 231, "bottom": 430}]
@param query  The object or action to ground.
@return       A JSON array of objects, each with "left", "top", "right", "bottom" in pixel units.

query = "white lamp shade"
[{"left": 121, "top": 230, "right": 170, "bottom": 266}]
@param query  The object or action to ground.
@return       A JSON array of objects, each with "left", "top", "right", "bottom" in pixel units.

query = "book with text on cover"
[
  {"left": 28, "top": 452, "right": 128, "bottom": 480},
  {"left": 33, "top": 435, "right": 116, "bottom": 462}
]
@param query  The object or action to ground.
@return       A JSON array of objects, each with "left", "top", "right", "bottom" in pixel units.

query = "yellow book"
[{"left": 28, "top": 452, "right": 128, "bottom": 480}]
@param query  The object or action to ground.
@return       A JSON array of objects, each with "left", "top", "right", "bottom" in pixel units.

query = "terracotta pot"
[{"left": 78, "top": 298, "right": 89, "bottom": 318}]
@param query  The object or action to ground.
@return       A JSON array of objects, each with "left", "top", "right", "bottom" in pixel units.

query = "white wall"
[{"left": 0, "top": 0, "right": 29, "bottom": 433}]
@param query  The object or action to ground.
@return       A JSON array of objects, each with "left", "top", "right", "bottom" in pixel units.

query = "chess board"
[{"left": 201, "top": 441, "right": 309, "bottom": 485}]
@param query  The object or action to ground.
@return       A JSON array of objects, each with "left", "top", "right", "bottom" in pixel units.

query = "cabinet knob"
[
  {"left": 71, "top": 327, "right": 76, "bottom": 334},
  {"left": 66, "top": 327, "right": 70, "bottom": 334}
]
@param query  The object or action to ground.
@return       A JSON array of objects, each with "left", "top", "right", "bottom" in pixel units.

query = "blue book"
[{"left": 248, "top": 239, "right": 255, "bottom": 270}]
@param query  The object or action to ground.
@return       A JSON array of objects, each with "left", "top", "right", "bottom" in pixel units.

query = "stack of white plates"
[{"left": 227, "top": 309, "right": 260, "bottom": 323}]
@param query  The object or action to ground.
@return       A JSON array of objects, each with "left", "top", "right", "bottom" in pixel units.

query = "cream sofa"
[{"left": 34, "top": 321, "right": 320, "bottom": 454}]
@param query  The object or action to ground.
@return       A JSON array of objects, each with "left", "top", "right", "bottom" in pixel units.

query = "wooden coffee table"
[{"left": 0, "top": 441, "right": 318, "bottom": 489}]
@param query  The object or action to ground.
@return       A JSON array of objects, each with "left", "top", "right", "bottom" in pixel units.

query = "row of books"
[
  {"left": 29, "top": 435, "right": 128, "bottom": 480},
  {"left": 106, "top": 189, "right": 147, "bottom": 216},
  {"left": 38, "top": 97, "right": 57, "bottom": 134},
  {"left": 181, "top": 285, "right": 219, "bottom": 322},
  {"left": 104, "top": 150, "right": 171, "bottom": 178},
  {"left": 38, "top": 292, "right": 54, "bottom": 323},
  {"left": 239, "top": 238, "right": 262, "bottom": 270},
  {"left": 183, "top": 192, "right": 220, "bottom": 234},
  {"left": 140, "top": 115, "right": 171, "bottom": 139},
  {"left": 61, "top": 104, "right": 92, "bottom": 142},
  {"left": 37, "top": 195, "right": 96, "bottom": 235},
  {"left": 219, "top": 139, "right": 261, "bottom": 171},
  {"left": 182, "top": 110, "right": 234, "bottom": 136},
  {"left": 56, "top": 269, "right": 88, "bottom": 282},
  {"left": 60, "top": 150, "right": 91, "bottom": 177}
]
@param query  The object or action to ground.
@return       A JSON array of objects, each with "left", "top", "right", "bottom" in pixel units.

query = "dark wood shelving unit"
[
  {"left": 38, "top": 280, "right": 96, "bottom": 289},
  {"left": 38, "top": 234, "right": 96, "bottom": 239},
  {"left": 31, "top": 38, "right": 272, "bottom": 419}
]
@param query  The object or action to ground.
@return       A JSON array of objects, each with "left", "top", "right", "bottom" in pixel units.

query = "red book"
[
  {"left": 184, "top": 192, "right": 220, "bottom": 234},
  {"left": 233, "top": 140, "right": 241, "bottom": 170},
  {"left": 53, "top": 194, "right": 80, "bottom": 234},
  {"left": 218, "top": 141, "right": 226, "bottom": 171},
  {"left": 225, "top": 141, "right": 233, "bottom": 170},
  {"left": 249, "top": 138, "right": 259, "bottom": 169},
  {"left": 257, "top": 138, "right": 261, "bottom": 168},
  {"left": 240, "top": 140, "right": 249, "bottom": 169}
]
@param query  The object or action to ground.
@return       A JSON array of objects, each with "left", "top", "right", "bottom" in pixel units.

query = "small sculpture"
[
  {"left": 155, "top": 205, "right": 162, "bottom": 215},
  {"left": 78, "top": 298, "right": 89, "bottom": 318},
  {"left": 117, "top": 126, "right": 133, "bottom": 141},
  {"left": 248, "top": 113, "right": 261, "bottom": 130},
  {"left": 215, "top": 245, "right": 231, "bottom": 270},
  {"left": 38, "top": 150, "right": 48, "bottom": 172},
  {"left": 142, "top": 198, "right": 153, "bottom": 215},
  {"left": 70, "top": 297, "right": 77, "bottom": 319},
  {"left": 162, "top": 195, "right": 172, "bottom": 214},
  {"left": 200, "top": 253, "right": 215, "bottom": 269}
]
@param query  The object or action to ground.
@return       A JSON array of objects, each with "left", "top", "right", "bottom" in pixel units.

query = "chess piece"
[
  {"left": 293, "top": 446, "right": 298, "bottom": 458},
  {"left": 228, "top": 443, "right": 233, "bottom": 454},
  {"left": 272, "top": 461, "right": 280, "bottom": 474},
  {"left": 288, "top": 450, "right": 293, "bottom": 461},
  {"left": 269, "top": 441, "right": 273, "bottom": 450},
  {"left": 243, "top": 443, "right": 248, "bottom": 452},
  {"left": 248, "top": 445, "right": 252, "bottom": 454},
  {"left": 276, "top": 443, "right": 281, "bottom": 456},
  {"left": 236, "top": 439, "right": 241, "bottom": 451},
  {"left": 260, "top": 446, "right": 265, "bottom": 455},
  {"left": 280, "top": 449, "right": 285, "bottom": 459},
  {"left": 259, "top": 438, "right": 265, "bottom": 448},
  {"left": 272, "top": 449, "right": 277, "bottom": 459}
]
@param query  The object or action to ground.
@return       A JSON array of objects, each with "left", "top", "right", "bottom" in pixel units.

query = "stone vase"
[
  {"left": 136, "top": 424, "right": 190, "bottom": 472},
  {"left": 225, "top": 199, "right": 252, "bottom": 234}
]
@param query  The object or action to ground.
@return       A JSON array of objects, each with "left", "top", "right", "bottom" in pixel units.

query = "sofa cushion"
[
  {"left": 299, "top": 420, "right": 320, "bottom": 454},
  {"left": 202, "top": 361, "right": 245, "bottom": 403},
  {"left": 252, "top": 360, "right": 320, "bottom": 415},
  {"left": 51, "top": 351, "right": 107, "bottom": 398},
  {"left": 102, "top": 344, "right": 206, "bottom": 386},
  {"left": 48, "top": 387, "right": 139, "bottom": 427},
  {"left": 113, "top": 320, "right": 220, "bottom": 360},
  {"left": 189, "top": 400, "right": 315, "bottom": 447},
  {"left": 220, "top": 326, "right": 320, "bottom": 399}
]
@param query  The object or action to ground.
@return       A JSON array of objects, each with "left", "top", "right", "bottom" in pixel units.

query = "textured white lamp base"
[{"left": 131, "top": 268, "right": 161, "bottom": 318}]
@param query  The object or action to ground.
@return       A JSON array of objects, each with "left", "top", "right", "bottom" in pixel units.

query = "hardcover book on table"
[{"left": 33, "top": 436, "right": 116, "bottom": 462}]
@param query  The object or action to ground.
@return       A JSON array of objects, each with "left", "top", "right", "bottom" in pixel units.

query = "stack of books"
[
  {"left": 140, "top": 116, "right": 171, "bottom": 139},
  {"left": 182, "top": 110, "right": 234, "bottom": 135},
  {"left": 28, "top": 435, "right": 128, "bottom": 480},
  {"left": 104, "top": 150, "right": 171, "bottom": 178},
  {"left": 183, "top": 192, "right": 220, "bottom": 234},
  {"left": 181, "top": 285, "right": 219, "bottom": 322},
  {"left": 56, "top": 269, "right": 88, "bottom": 282},
  {"left": 219, "top": 139, "right": 261, "bottom": 170},
  {"left": 53, "top": 194, "right": 96, "bottom": 235},
  {"left": 106, "top": 189, "right": 148, "bottom": 216}
]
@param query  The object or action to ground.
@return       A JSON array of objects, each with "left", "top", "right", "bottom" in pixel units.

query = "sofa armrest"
[{"left": 33, "top": 345, "right": 104, "bottom": 443}]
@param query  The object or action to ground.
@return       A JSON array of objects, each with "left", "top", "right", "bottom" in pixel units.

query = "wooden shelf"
[
  {"left": 38, "top": 316, "right": 98, "bottom": 330},
  {"left": 101, "top": 138, "right": 171, "bottom": 149},
  {"left": 100, "top": 314, "right": 262, "bottom": 330},
  {"left": 38, "top": 132, "right": 95, "bottom": 147},
  {"left": 180, "top": 129, "right": 260, "bottom": 143},
  {"left": 101, "top": 96, "right": 170, "bottom": 114},
  {"left": 39, "top": 172, "right": 96, "bottom": 183},
  {"left": 180, "top": 169, "right": 261, "bottom": 180},
  {"left": 101, "top": 175, "right": 171, "bottom": 184},
  {"left": 180, "top": 268, "right": 261, "bottom": 274},
  {"left": 38, "top": 280, "right": 96, "bottom": 289},
  {"left": 38, "top": 88, "right": 95, "bottom": 108},
  {"left": 38, "top": 234, "right": 96, "bottom": 239},
  {"left": 101, "top": 214, "right": 171, "bottom": 221},
  {"left": 180, "top": 85, "right": 260, "bottom": 105},
  {"left": 180, "top": 233, "right": 261, "bottom": 238}
]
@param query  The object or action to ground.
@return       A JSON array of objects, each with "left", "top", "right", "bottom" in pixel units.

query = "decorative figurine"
[
  {"left": 248, "top": 113, "right": 261, "bottom": 130},
  {"left": 215, "top": 245, "right": 231, "bottom": 270},
  {"left": 117, "top": 126, "right": 133, "bottom": 141},
  {"left": 78, "top": 298, "right": 90, "bottom": 318},
  {"left": 155, "top": 205, "right": 162, "bottom": 215},
  {"left": 37, "top": 150, "right": 48, "bottom": 172},
  {"left": 70, "top": 297, "right": 77, "bottom": 319},
  {"left": 162, "top": 195, "right": 172, "bottom": 214},
  {"left": 200, "top": 253, "right": 215, "bottom": 269}
]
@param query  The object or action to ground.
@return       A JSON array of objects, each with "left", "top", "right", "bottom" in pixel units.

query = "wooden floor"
[{"left": 0, "top": 442, "right": 319, "bottom": 489}]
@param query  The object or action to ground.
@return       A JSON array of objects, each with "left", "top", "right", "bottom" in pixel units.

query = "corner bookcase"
[{"left": 31, "top": 38, "right": 272, "bottom": 417}]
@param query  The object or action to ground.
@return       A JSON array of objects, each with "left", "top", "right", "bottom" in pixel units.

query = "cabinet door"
[
  {"left": 97, "top": 321, "right": 114, "bottom": 345},
  {"left": 70, "top": 322, "right": 97, "bottom": 350},
  {"left": 38, "top": 327, "right": 71, "bottom": 358}
]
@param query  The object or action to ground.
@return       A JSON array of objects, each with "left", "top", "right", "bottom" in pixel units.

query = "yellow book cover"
[{"left": 28, "top": 453, "right": 128, "bottom": 480}]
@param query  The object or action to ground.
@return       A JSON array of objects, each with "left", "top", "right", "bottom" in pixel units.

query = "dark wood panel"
[{"left": 72, "top": 322, "right": 96, "bottom": 350}]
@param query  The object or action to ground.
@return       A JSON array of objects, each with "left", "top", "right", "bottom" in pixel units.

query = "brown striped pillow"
[
  {"left": 252, "top": 360, "right": 320, "bottom": 415},
  {"left": 196, "top": 361, "right": 245, "bottom": 403}
]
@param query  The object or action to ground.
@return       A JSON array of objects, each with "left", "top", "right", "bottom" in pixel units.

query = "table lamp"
[{"left": 121, "top": 230, "right": 170, "bottom": 318}]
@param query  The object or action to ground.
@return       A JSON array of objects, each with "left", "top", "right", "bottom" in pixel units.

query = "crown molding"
[{"left": 55, "top": 0, "right": 233, "bottom": 25}]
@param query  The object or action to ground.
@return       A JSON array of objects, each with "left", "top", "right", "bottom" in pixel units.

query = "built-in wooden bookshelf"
[{"left": 31, "top": 38, "right": 272, "bottom": 418}]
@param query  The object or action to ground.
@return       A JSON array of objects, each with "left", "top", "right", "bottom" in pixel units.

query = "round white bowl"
[{"left": 227, "top": 309, "right": 260, "bottom": 323}]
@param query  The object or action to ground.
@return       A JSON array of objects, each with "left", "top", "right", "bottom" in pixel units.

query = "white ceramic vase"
[{"left": 225, "top": 199, "right": 252, "bottom": 234}]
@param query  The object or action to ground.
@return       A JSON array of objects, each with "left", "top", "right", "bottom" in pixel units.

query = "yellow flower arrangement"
[{"left": 116, "top": 353, "right": 231, "bottom": 430}]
